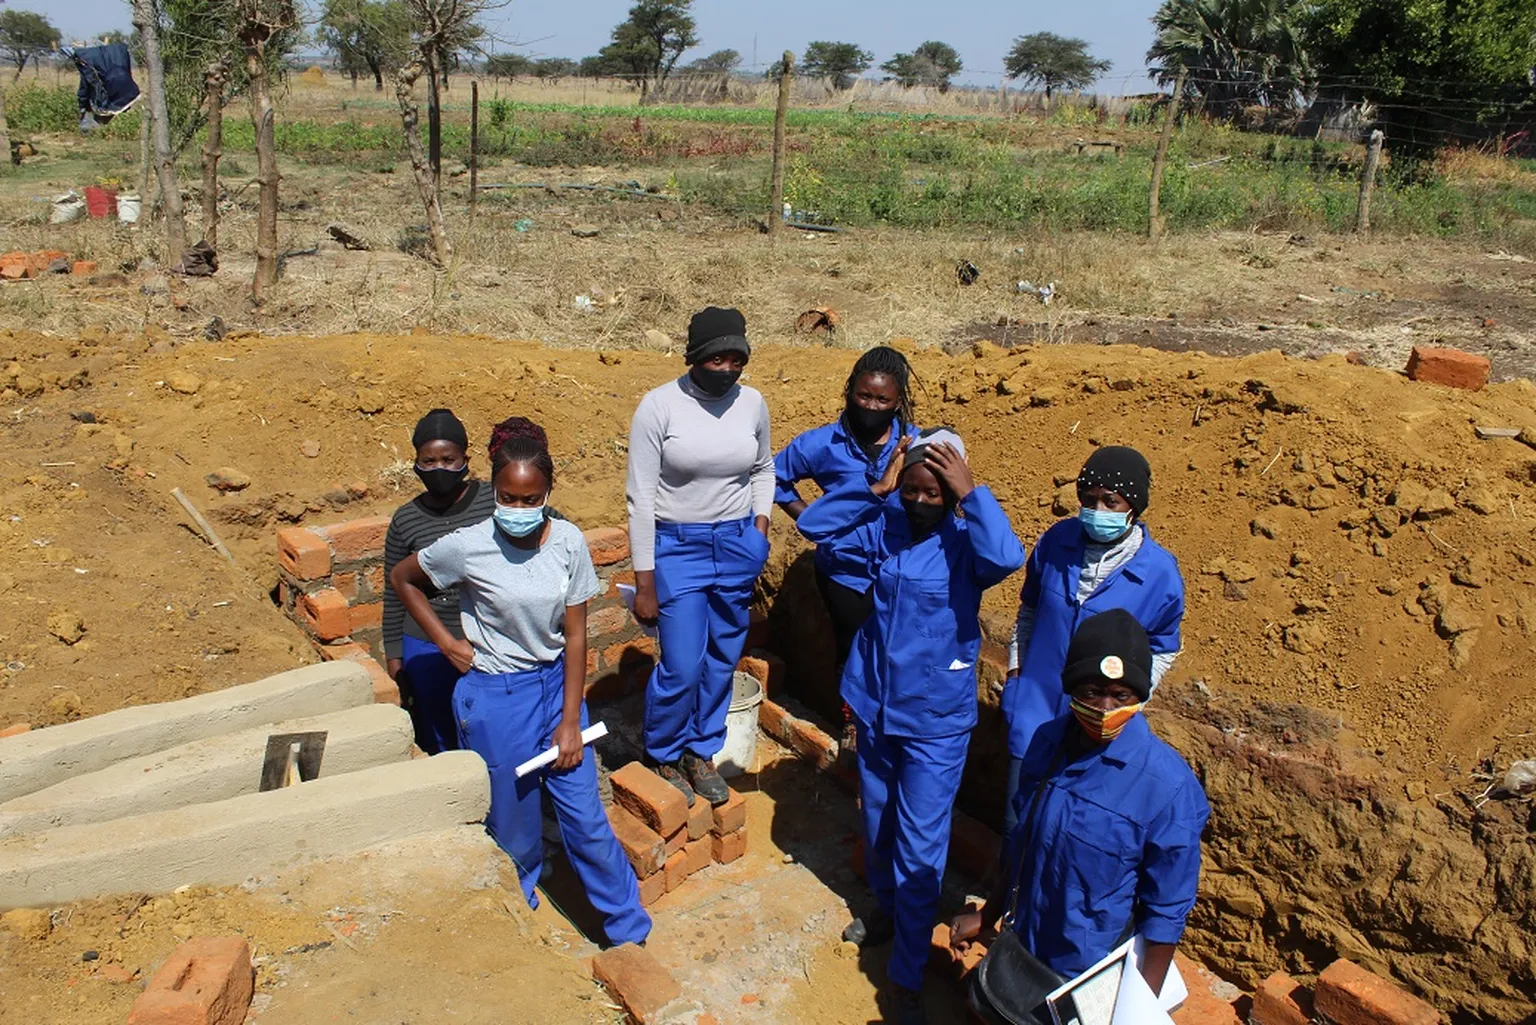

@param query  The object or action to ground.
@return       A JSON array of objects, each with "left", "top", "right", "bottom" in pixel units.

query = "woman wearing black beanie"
[{"left": 998, "top": 445, "right": 1187, "bottom": 836}]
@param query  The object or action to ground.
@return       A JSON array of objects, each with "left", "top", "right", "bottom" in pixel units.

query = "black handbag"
[{"left": 967, "top": 751, "right": 1066, "bottom": 1025}]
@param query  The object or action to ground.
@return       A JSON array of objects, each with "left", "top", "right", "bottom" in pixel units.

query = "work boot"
[
  {"left": 890, "top": 985, "right": 927, "bottom": 1025},
  {"left": 841, "top": 906, "right": 895, "bottom": 948},
  {"left": 651, "top": 760, "right": 696, "bottom": 807},
  {"left": 680, "top": 752, "right": 730, "bottom": 806}
]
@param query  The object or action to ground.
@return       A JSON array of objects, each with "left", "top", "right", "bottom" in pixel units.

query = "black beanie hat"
[
  {"left": 1061, "top": 609, "right": 1153, "bottom": 701},
  {"left": 1077, "top": 446, "right": 1152, "bottom": 516},
  {"left": 685, "top": 307, "right": 750, "bottom": 365},
  {"left": 411, "top": 408, "right": 468, "bottom": 451}
]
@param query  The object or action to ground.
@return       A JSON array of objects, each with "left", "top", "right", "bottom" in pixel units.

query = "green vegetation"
[{"left": 10, "top": 86, "right": 1534, "bottom": 242}]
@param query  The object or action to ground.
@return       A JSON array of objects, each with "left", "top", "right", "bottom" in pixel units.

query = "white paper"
[
  {"left": 1048, "top": 937, "right": 1189, "bottom": 1025},
  {"left": 947, "top": 658, "right": 973, "bottom": 671},
  {"left": 1128, "top": 936, "right": 1187, "bottom": 1012},
  {"left": 616, "top": 583, "right": 659, "bottom": 639},
  {"left": 1110, "top": 962, "right": 1175, "bottom": 1025},
  {"left": 513, "top": 721, "right": 609, "bottom": 778}
]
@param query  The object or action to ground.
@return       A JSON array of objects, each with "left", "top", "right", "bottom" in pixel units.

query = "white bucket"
[
  {"left": 50, "top": 192, "right": 86, "bottom": 224},
  {"left": 716, "top": 671, "right": 763, "bottom": 778},
  {"left": 117, "top": 194, "right": 142, "bottom": 224}
]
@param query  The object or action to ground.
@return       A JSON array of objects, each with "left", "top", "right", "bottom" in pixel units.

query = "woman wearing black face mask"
[
  {"left": 382, "top": 408, "right": 496, "bottom": 754},
  {"left": 774, "top": 346, "right": 919, "bottom": 745},
  {"left": 626, "top": 307, "right": 776, "bottom": 807},
  {"left": 795, "top": 427, "right": 1025, "bottom": 1024}
]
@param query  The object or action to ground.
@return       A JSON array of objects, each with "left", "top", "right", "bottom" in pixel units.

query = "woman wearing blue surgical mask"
[
  {"left": 389, "top": 417, "right": 650, "bottom": 947},
  {"left": 998, "top": 446, "right": 1186, "bottom": 837}
]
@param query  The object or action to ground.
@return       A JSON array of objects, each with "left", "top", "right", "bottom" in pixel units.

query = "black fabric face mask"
[
  {"left": 902, "top": 498, "right": 946, "bottom": 534},
  {"left": 845, "top": 405, "right": 896, "bottom": 442},
  {"left": 691, "top": 367, "right": 742, "bottom": 398},
  {"left": 415, "top": 465, "right": 469, "bottom": 499}
]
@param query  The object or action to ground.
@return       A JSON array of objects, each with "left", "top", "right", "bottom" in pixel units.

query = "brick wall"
[{"left": 275, "top": 517, "right": 655, "bottom": 701}]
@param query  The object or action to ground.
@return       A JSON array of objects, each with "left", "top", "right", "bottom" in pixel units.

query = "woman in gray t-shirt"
[{"left": 390, "top": 417, "right": 650, "bottom": 947}]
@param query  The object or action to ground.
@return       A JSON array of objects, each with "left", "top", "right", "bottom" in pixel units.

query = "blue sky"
[{"left": 28, "top": 0, "right": 1166, "bottom": 92}]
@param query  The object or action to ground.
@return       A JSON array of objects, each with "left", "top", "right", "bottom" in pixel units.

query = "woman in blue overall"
[
  {"left": 390, "top": 417, "right": 650, "bottom": 947},
  {"left": 382, "top": 409, "right": 497, "bottom": 754},
  {"left": 950, "top": 610, "right": 1209, "bottom": 1016},
  {"left": 773, "top": 345, "right": 920, "bottom": 746},
  {"left": 798, "top": 428, "right": 1025, "bottom": 1025},
  {"left": 627, "top": 307, "right": 775, "bottom": 808},
  {"left": 1001, "top": 445, "right": 1185, "bottom": 835}
]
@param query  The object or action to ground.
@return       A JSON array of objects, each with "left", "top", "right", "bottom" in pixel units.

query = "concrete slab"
[
  {"left": 0, "top": 750, "right": 491, "bottom": 910},
  {"left": 0, "top": 662, "right": 373, "bottom": 803},
  {"left": 0, "top": 703, "right": 415, "bottom": 837}
]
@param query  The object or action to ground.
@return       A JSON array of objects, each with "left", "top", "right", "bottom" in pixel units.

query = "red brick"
[
  {"left": 682, "top": 835, "right": 712, "bottom": 876},
  {"left": 354, "top": 654, "right": 399, "bottom": 705},
  {"left": 928, "top": 923, "right": 986, "bottom": 984},
  {"left": 737, "top": 652, "right": 787, "bottom": 699},
  {"left": 319, "top": 516, "right": 390, "bottom": 562},
  {"left": 585, "top": 647, "right": 600, "bottom": 677},
  {"left": 591, "top": 943, "right": 682, "bottom": 1023},
  {"left": 606, "top": 569, "right": 636, "bottom": 596},
  {"left": 332, "top": 570, "right": 359, "bottom": 602},
  {"left": 585, "top": 527, "right": 630, "bottom": 567},
  {"left": 610, "top": 761, "right": 689, "bottom": 838},
  {"left": 362, "top": 565, "right": 385, "bottom": 600},
  {"left": 948, "top": 810, "right": 1002, "bottom": 880},
  {"left": 663, "top": 825, "right": 686, "bottom": 858},
  {"left": 73, "top": 260, "right": 99, "bottom": 276},
  {"left": 1170, "top": 985, "right": 1243, "bottom": 1025},
  {"left": 746, "top": 609, "right": 770, "bottom": 650},
  {"left": 638, "top": 870, "right": 667, "bottom": 907},
  {"left": 1252, "top": 972, "right": 1313, "bottom": 1025},
  {"left": 711, "top": 825, "right": 747, "bottom": 863},
  {"left": 710, "top": 788, "right": 747, "bottom": 836},
  {"left": 663, "top": 849, "right": 688, "bottom": 892},
  {"left": 298, "top": 588, "right": 351, "bottom": 642},
  {"left": 127, "top": 936, "right": 253, "bottom": 1025},
  {"left": 1405, "top": 346, "right": 1490, "bottom": 391},
  {"left": 318, "top": 642, "right": 369, "bottom": 662},
  {"left": 0, "top": 722, "right": 31, "bottom": 739},
  {"left": 686, "top": 791, "right": 713, "bottom": 840},
  {"left": 587, "top": 603, "right": 632, "bottom": 638},
  {"left": 348, "top": 601, "right": 383, "bottom": 632},
  {"left": 1315, "top": 959, "right": 1439, "bottom": 1025},
  {"left": 603, "top": 637, "right": 655, "bottom": 667},
  {"left": 607, "top": 804, "right": 666, "bottom": 878},
  {"left": 760, "top": 699, "right": 837, "bottom": 770},
  {"left": 277, "top": 527, "right": 331, "bottom": 580}
]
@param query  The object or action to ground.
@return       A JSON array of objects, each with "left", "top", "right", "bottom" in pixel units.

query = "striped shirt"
[{"left": 382, "top": 480, "right": 496, "bottom": 659}]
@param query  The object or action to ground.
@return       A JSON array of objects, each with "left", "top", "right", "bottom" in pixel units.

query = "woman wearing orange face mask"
[{"left": 950, "top": 610, "right": 1209, "bottom": 1023}]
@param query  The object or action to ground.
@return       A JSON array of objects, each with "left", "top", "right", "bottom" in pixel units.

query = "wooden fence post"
[
  {"left": 1147, "top": 70, "right": 1186, "bottom": 239},
  {"left": 469, "top": 79, "right": 479, "bottom": 222},
  {"left": 1355, "top": 129, "right": 1384, "bottom": 234},
  {"left": 768, "top": 51, "right": 794, "bottom": 236}
]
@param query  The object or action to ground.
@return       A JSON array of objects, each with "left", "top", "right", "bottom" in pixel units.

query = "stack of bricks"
[
  {"left": 276, "top": 518, "right": 657, "bottom": 703},
  {"left": 606, "top": 762, "right": 748, "bottom": 906}
]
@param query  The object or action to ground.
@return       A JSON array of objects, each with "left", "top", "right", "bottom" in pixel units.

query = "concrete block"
[
  {"left": 127, "top": 935, "right": 252, "bottom": 1025},
  {"left": 1315, "top": 959, "right": 1439, "bottom": 1025},
  {"left": 592, "top": 943, "right": 681, "bottom": 1024},
  {"left": 0, "top": 661, "right": 373, "bottom": 803},
  {"left": 0, "top": 750, "right": 489, "bottom": 910},
  {"left": 610, "top": 762, "right": 688, "bottom": 838},
  {"left": 0, "top": 704, "right": 414, "bottom": 836}
]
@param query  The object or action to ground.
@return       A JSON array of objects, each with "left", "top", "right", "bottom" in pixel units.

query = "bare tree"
[
  {"left": 0, "top": 87, "right": 11, "bottom": 169},
  {"left": 132, "top": 0, "right": 188, "bottom": 262},
  {"left": 201, "top": 58, "right": 231, "bottom": 247},
  {"left": 235, "top": 0, "right": 298, "bottom": 302},
  {"left": 395, "top": 0, "right": 502, "bottom": 267}
]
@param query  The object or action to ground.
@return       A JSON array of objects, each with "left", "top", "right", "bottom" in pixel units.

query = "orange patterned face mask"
[{"left": 1070, "top": 698, "right": 1144, "bottom": 744}]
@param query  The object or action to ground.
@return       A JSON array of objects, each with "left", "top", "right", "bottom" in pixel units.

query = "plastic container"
[
  {"left": 116, "top": 194, "right": 141, "bottom": 224},
  {"left": 50, "top": 192, "right": 86, "bottom": 224},
  {"left": 84, "top": 185, "right": 118, "bottom": 219},
  {"left": 716, "top": 671, "right": 763, "bottom": 778}
]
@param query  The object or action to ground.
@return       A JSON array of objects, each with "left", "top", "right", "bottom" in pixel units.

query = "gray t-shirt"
[{"left": 418, "top": 517, "right": 600, "bottom": 675}]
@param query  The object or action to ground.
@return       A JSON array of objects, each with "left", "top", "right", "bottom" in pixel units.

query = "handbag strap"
[{"left": 1001, "top": 746, "right": 1066, "bottom": 929}]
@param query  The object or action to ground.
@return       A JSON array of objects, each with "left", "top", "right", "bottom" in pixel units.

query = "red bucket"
[{"left": 83, "top": 186, "right": 118, "bottom": 219}]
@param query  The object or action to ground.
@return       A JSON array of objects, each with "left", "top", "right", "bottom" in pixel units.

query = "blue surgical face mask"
[
  {"left": 1079, "top": 507, "right": 1132, "bottom": 543},
  {"left": 494, "top": 503, "right": 546, "bottom": 538}
]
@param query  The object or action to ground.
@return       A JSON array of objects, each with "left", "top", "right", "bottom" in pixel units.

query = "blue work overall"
[
  {"left": 399, "top": 635, "right": 462, "bottom": 755},
  {"left": 455, "top": 658, "right": 651, "bottom": 946},
  {"left": 643, "top": 516, "right": 769, "bottom": 764}
]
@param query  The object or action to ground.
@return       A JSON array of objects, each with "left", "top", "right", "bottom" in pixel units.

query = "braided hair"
[
  {"left": 843, "top": 346, "right": 916, "bottom": 427},
  {"left": 488, "top": 416, "right": 555, "bottom": 487}
]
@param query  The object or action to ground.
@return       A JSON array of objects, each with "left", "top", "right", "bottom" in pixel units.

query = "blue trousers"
[
  {"left": 1003, "top": 755, "right": 1026, "bottom": 839},
  {"left": 644, "top": 517, "right": 768, "bottom": 764},
  {"left": 856, "top": 718, "right": 971, "bottom": 993},
  {"left": 455, "top": 659, "right": 651, "bottom": 946},
  {"left": 400, "top": 635, "right": 462, "bottom": 755}
]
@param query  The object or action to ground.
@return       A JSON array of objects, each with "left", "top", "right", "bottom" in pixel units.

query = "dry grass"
[{"left": 1436, "top": 145, "right": 1536, "bottom": 188}]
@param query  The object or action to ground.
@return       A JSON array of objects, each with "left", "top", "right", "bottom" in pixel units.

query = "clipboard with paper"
[{"left": 1045, "top": 936, "right": 1188, "bottom": 1025}]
